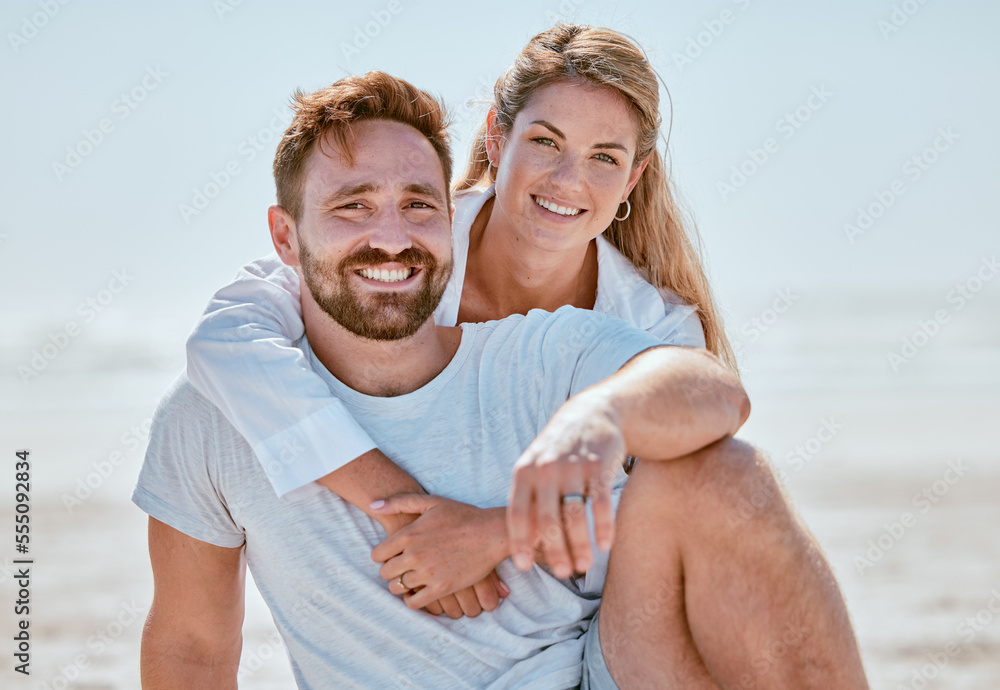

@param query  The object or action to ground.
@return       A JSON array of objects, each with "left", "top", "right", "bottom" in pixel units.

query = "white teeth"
[
  {"left": 359, "top": 267, "right": 413, "bottom": 283},
  {"left": 533, "top": 196, "right": 582, "bottom": 216}
]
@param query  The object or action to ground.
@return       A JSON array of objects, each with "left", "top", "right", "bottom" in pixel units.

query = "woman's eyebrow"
[{"left": 530, "top": 120, "right": 565, "bottom": 139}]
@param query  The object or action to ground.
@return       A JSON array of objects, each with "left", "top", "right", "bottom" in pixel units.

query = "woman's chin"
[{"left": 518, "top": 226, "right": 596, "bottom": 256}]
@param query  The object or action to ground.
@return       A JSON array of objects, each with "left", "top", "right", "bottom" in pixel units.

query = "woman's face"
[{"left": 488, "top": 81, "right": 647, "bottom": 255}]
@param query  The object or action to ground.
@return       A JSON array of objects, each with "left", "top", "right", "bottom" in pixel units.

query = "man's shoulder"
[
  {"left": 154, "top": 374, "right": 219, "bottom": 422},
  {"left": 149, "top": 374, "right": 244, "bottom": 448},
  {"left": 463, "top": 306, "right": 647, "bottom": 365}
]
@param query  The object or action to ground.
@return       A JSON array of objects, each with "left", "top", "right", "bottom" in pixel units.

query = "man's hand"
[
  {"left": 371, "top": 494, "right": 510, "bottom": 617},
  {"left": 507, "top": 392, "right": 625, "bottom": 579}
]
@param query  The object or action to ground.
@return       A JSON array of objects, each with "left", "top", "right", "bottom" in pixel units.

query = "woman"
[{"left": 187, "top": 25, "right": 739, "bottom": 618}]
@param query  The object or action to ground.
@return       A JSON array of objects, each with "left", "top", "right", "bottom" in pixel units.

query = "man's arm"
[
  {"left": 141, "top": 518, "right": 246, "bottom": 690},
  {"left": 583, "top": 346, "right": 750, "bottom": 460},
  {"left": 508, "top": 345, "right": 750, "bottom": 576}
]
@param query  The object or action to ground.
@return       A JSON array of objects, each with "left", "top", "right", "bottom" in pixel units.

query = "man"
[{"left": 135, "top": 72, "right": 868, "bottom": 688}]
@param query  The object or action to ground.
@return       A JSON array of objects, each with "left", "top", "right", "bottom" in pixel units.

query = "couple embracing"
[{"left": 135, "top": 24, "right": 868, "bottom": 689}]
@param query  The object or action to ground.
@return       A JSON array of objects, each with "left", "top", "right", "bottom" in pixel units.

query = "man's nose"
[{"left": 368, "top": 209, "right": 412, "bottom": 255}]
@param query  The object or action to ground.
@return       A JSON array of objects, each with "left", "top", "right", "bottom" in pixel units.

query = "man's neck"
[{"left": 302, "top": 298, "right": 462, "bottom": 397}]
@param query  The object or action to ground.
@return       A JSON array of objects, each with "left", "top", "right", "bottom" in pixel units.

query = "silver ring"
[{"left": 561, "top": 493, "right": 586, "bottom": 504}]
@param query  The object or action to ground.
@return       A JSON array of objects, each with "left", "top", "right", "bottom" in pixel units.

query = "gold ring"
[{"left": 397, "top": 574, "right": 406, "bottom": 590}]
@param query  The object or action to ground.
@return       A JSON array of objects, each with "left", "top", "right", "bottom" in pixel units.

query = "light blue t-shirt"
[{"left": 134, "top": 306, "right": 663, "bottom": 689}]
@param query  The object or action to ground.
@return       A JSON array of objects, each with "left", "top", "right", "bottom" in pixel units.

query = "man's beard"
[{"left": 298, "top": 241, "right": 453, "bottom": 341}]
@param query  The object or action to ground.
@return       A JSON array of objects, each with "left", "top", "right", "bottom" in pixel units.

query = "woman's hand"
[
  {"left": 507, "top": 391, "right": 626, "bottom": 579},
  {"left": 370, "top": 495, "right": 510, "bottom": 617}
]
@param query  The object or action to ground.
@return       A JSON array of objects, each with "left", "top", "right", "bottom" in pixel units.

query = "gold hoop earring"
[{"left": 614, "top": 199, "right": 631, "bottom": 222}]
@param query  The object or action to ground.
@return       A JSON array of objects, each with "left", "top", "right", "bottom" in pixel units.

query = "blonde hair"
[
  {"left": 456, "top": 25, "right": 737, "bottom": 371},
  {"left": 274, "top": 71, "right": 452, "bottom": 222}
]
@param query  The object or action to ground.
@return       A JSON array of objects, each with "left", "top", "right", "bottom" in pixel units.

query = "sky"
[{"left": 1, "top": 0, "right": 997, "bottom": 366}]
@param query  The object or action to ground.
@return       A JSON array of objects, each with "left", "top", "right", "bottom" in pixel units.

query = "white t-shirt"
[
  {"left": 135, "top": 307, "right": 663, "bottom": 689},
  {"left": 186, "top": 186, "right": 705, "bottom": 496}
]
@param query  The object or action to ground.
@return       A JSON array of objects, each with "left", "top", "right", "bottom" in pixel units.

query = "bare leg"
[{"left": 598, "top": 437, "right": 869, "bottom": 689}]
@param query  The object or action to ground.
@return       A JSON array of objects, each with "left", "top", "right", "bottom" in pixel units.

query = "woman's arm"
[
  {"left": 186, "top": 258, "right": 425, "bottom": 523},
  {"left": 186, "top": 255, "right": 379, "bottom": 496},
  {"left": 185, "top": 256, "right": 504, "bottom": 615}
]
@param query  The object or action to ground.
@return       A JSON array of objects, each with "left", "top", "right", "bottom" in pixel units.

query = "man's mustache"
[{"left": 339, "top": 247, "right": 437, "bottom": 272}]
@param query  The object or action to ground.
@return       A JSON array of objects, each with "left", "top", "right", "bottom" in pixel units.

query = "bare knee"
[
  {"left": 627, "top": 437, "right": 796, "bottom": 534},
  {"left": 692, "top": 437, "right": 792, "bottom": 530}
]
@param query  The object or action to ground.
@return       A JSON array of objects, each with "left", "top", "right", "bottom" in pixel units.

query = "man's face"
[{"left": 292, "top": 119, "right": 453, "bottom": 340}]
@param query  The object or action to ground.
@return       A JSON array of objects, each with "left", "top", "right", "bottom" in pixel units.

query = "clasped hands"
[{"left": 369, "top": 392, "right": 627, "bottom": 619}]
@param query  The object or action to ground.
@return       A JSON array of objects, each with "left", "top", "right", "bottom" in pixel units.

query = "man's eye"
[{"left": 409, "top": 201, "right": 433, "bottom": 209}]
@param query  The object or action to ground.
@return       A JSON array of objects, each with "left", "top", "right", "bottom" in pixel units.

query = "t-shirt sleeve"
[
  {"left": 184, "top": 254, "right": 377, "bottom": 497},
  {"left": 131, "top": 377, "right": 246, "bottom": 548},
  {"left": 535, "top": 306, "right": 666, "bottom": 403}
]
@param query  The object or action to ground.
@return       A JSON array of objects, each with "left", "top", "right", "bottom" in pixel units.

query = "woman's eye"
[
  {"left": 595, "top": 152, "right": 619, "bottom": 166},
  {"left": 531, "top": 137, "right": 556, "bottom": 147}
]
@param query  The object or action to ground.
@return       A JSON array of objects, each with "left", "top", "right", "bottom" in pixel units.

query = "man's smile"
[{"left": 357, "top": 266, "right": 416, "bottom": 283}]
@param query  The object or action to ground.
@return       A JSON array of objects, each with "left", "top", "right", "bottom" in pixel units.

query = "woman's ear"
[
  {"left": 623, "top": 157, "right": 649, "bottom": 201},
  {"left": 485, "top": 107, "right": 504, "bottom": 168},
  {"left": 268, "top": 205, "right": 300, "bottom": 266}
]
